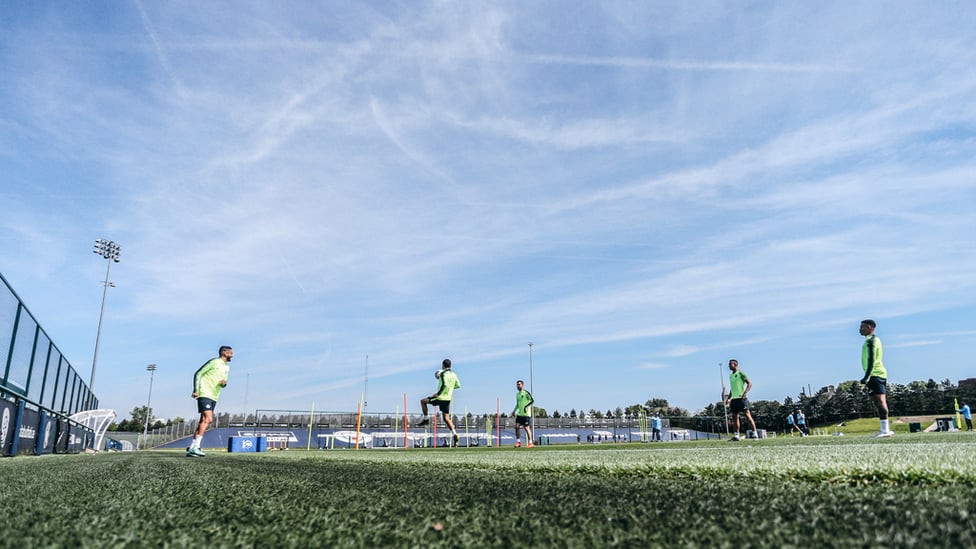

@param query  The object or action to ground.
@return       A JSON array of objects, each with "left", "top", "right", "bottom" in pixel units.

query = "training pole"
[
  {"left": 719, "top": 362, "right": 730, "bottom": 436},
  {"left": 955, "top": 398, "right": 963, "bottom": 433},
  {"left": 355, "top": 394, "right": 363, "bottom": 450},
  {"left": 496, "top": 398, "right": 501, "bottom": 448},
  {"left": 464, "top": 406, "right": 469, "bottom": 448},
  {"left": 307, "top": 402, "right": 314, "bottom": 451},
  {"left": 403, "top": 393, "right": 408, "bottom": 450},
  {"left": 394, "top": 404, "right": 400, "bottom": 449},
  {"left": 636, "top": 409, "right": 641, "bottom": 442}
]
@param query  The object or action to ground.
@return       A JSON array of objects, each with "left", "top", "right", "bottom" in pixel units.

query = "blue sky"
[{"left": 2, "top": 2, "right": 976, "bottom": 422}]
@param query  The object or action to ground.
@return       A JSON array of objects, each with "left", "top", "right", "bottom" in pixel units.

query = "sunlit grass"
[{"left": 3, "top": 433, "right": 975, "bottom": 547}]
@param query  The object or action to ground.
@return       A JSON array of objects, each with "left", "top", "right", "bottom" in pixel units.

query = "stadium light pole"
[
  {"left": 528, "top": 342, "right": 534, "bottom": 436},
  {"left": 142, "top": 363, "right": 157, "bottom": 450},
  {"left": 90, "top": 239, "right": 121, "bottom": 392}
]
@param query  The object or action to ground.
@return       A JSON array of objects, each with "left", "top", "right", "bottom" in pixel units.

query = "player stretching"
[
  {"left": 417, "top": 359, "right": 461, "bottom": 446},
  {"left": 860, "top": 319, "right": 893, "bottom": 438},
  {"left": 512, "top": 379, "right": 534, "bottom": 448},
  {"left": 725, "top": 359, "right": 757, "bottom": 441},
  {"left": 187, "top": 345, "right": 232, "bottom": 457}
]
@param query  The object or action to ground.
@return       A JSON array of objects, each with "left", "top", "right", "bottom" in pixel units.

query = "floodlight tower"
[
  {"left": 142, "top": 363, "right": 157, "bottom": 450},
  {"left": 90, "top": 239, "right": 121, "bottom": 391}
]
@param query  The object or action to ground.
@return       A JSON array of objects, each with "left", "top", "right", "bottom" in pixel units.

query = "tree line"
[{"left": 694, "top": 378, "right": 976, "bottom": 433}]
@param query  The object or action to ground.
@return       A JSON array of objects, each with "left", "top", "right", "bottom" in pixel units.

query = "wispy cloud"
[
  {"left": 890, "top": 340, "right": 942, "bottom": 349},
  {"left": 637, "top": 362, "right": 669, "bottom": 370},
  {"left": 3, "top": 2, "right": 976, "bottom": 419},
  {"left": 518, "top": 53, "right": 853, "bottom": 73}
]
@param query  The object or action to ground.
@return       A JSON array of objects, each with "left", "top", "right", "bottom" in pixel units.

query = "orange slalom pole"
[
  {"left": 403, "top": 393, "right": 408, "bottom": 450},
  {"left": 355, "top": 398, "right": 363, "bottom": 450}
]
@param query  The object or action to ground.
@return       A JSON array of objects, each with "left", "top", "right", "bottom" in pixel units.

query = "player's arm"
[
  {"left": 193, "top": 359, "right": 214, "bottom": 396},
  {"left": 744, "top": 377, "right": 752, "bottom": 397},
  {"left": 861, "top": 338, "right": 875, "bottom": 383}
]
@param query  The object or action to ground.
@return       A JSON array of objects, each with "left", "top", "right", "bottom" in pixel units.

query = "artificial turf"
[{"left": 2, "top": 434, "right": 975, "bottom": 548}]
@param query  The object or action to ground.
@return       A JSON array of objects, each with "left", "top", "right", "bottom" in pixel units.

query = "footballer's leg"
[{"left": 416, "top": 398, "right": 431, "bottom": 426}]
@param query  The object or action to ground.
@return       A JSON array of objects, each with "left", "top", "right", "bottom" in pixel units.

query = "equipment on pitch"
[{"left": 434, "top": 369, "right": 442, "bottom": 379}]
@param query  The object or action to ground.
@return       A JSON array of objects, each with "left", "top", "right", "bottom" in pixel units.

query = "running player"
[
  {"left": 187, "top": 345, "right": 232, "bottom": 457},
  {"left": 786, "top": 411, "right": 801, "bottom": 435},
  {"left": 796, "top": 408, "right": 808, "bottom": 436}
]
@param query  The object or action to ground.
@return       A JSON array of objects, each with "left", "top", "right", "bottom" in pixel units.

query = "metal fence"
[{"left": 1, "top": 271, "right": 95, "bottom": 456}]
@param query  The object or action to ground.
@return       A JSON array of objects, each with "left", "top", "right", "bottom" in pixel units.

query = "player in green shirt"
[
  {"left": 860, "top": 319, "right": 892, "bottom": 438},
  {"left": 187, "top": 345, "right": 233, "bottom": 457},
  {"left": 725, "top": 359, "right": 757, "bottom": 441},
  {"left": 417, "top": 358, "right": 461, "bottom": 446},
  {"left": 512, "top": 379, "right": 535, "bottom": 448}
]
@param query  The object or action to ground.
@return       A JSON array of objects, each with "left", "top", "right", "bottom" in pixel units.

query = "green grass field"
[{"left": 3, "top": 433, "right": 976, "bottom": 548}]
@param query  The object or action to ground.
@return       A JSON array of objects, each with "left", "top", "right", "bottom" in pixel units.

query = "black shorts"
[
  {"left": 197, "top": 397, "right": 217, "bottom": 414},
  {"left": 429, "top": 398, "right": 451, "bottom": 414},
  {"left": 515, "top": 415, "right": 530, "bottom": 426},
  {"left": 866, "top": 376, "right": 887, "bottom": 395},
  {"left": 730, "top": 398, "right": 750, "bottom": 414}
]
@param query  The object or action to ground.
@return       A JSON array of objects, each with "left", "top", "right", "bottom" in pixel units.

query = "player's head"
[
  {"left": 859, "top": 319, "right": 876, "bottom": 336},
  {"left": 728, "top": 359, "right": 738, "bottom": 370},
  {"left": 516, "top": 379, "right": 524, "bottom": 389},
  {"left": 219, "top": 346, "right": 233, "bottom": 361},
  {"left": 442, "top": 358, "right": 452, "bottom": 369}
]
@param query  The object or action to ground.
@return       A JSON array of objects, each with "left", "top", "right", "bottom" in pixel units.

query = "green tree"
[
  {"left": 645, "top": 398, "right": 670, "bottom": 413},
  {"left": 130, "top": 405, "right": 152, "bottom": 430},
  {"left": 667, "top": 407, "right": 690, "bottom": 417},
  {"left": 748, "top": 400, "right": 784, "bottom": 431}
]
